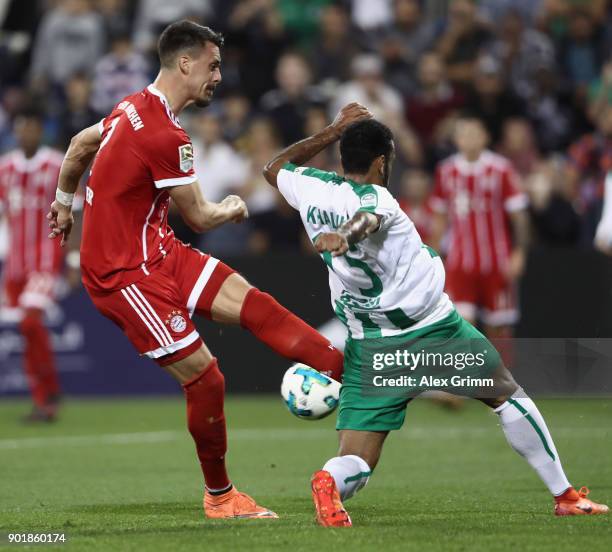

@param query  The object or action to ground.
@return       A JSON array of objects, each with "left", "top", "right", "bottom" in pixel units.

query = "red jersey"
[
  {"left": 398, "top": 199, "right": 433, "bottom": 245},
  {"left": 0, "top": 147, "right": 64, "bottom": 280},
  {"left": 430, "top": 151, "right": 527, "bottom": 275},
  {"left": 81, "top": 85, "right": 197, "bottom": 291}
]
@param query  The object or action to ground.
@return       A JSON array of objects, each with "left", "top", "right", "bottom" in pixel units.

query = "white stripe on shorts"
[
  {"left": 144, "top": 329, "right": 200, "bottom": 359},
  {"left": 120, "top": 288, "right": 168, "bottom": 348},
  {"left": 186, "top": 258, "right": 219, "bottom": 318},
  {"left": 129, "top": 284, "right": 173, "bottom": 344}
]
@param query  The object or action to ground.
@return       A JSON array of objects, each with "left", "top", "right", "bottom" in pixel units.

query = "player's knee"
[
  {"left": 239, "top": 288, "right": 286, "bottom": 330},
  {"left": 184, "top": 358, "right": 225, "bottom": 395},
  {"left": 210, "top": 272, "right": 253, "bottom": 324},
  {"left": 164, "top": 345, "right": 215, "bottom": 384},
  {"left": 481, "top": 366, "right": 519, "bottom": 408}
]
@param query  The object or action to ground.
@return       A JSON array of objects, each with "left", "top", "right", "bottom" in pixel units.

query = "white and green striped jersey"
[{"left": 277, "top": 163, "right": 454, "bottom": 339}]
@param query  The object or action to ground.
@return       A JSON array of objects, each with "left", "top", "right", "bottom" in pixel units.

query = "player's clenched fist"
[
  {"left": 330, "top": 102, "right": 373, "bottom": 136},
  {"left": 221, "top": 194, "right": 248, "bottom": 223},
  {"left": 315, "top": 232, "right": 349, "bottom": 257},
  {"left": 47, "top": 200, "right": 74, "bottom": 247}
]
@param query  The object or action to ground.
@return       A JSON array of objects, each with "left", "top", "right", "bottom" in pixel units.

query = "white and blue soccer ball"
[{"left": 281, "top": 363, "right": 341, "bottom": 420}]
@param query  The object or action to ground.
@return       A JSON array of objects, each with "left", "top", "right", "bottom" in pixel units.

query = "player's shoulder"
[
  {"left": 0, "top": 149, "right": 16, "bottom": 168},
  {"left": 438, "top": 153, "right": 461, "bottom": 173},
  {"left": 347, "top": 181, "right": 398, "bottom": 215},
  {"left": 38, "top": 146, "right": 65, "bottom": 167},
  {"left": 107, "top": 87, "right": 182, "bottom": 134},
  {"left": 281, "top": 163, "right": 345, "bottom": 185},
  {"left": 139, "top": 87, "right": 191, "bottom": 143},
  {"left": 142, "top": 85, "right": 184, "bottom": 131},
  {"left": 481, "top": 150, "right": 513, "bottom": 172}
]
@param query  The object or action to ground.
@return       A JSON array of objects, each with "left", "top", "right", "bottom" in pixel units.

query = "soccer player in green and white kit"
[{"left": 263, "top": 103, "right": 608, "bottom": 527}]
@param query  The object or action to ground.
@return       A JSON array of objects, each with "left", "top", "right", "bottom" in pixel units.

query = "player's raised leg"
[
  {"left": 311, "top": 430, "right": 387, "bottom": 527},
  {"left": 479, "top": 366, "right": 608, "bottom": 516},
  {"left": 206, "top": 271, "right": 344, "bottom": 381},
  {"left": 162, "top": 345, "right": 278, "bottom": 519}
]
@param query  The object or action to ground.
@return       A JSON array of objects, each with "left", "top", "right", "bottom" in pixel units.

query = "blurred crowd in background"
[{"left": 0, "top": 0, "right": 611, "bottom": 256}]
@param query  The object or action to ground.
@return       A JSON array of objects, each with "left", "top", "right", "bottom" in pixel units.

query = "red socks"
[
  {"left": 183, "top": 358, "right": 231, "bottom": 491},
  {"left": 20, "top": 309, "right": 60, "bottom": 410},
  {"left": 184, "top": 289, "right": 345, "bottom": 490},
  {"left": 239, "top": 288, "right": 344, "bottom": 381}
]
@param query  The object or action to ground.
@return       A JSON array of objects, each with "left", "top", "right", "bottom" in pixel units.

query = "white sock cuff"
[
  {"left": 342, "top": 454, "right": 371, "bottom": 475},
  {"left": 494, "top": 387, "right": 526, "bottom": 414}
]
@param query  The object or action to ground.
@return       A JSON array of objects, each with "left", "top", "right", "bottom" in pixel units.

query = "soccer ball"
[{"left": 281, "top": 363, "right": 341, "bottom": 420}]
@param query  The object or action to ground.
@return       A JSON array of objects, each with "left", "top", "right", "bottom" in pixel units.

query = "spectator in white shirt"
[{"left": 91, "top": 32, "right": 151, "bottom": 117}]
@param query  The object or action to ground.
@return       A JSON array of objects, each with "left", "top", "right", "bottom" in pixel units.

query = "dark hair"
[
  {"left": 158, "top": 20, "right": 224, "bottom": 68},
  {"left": 339, "top": 119, "right": 394, "bottom": 174},
  {"left": 15, "top": 104, "right": 45, "bottom": 123},
  {"left": 456, "top": 110, "right": 487, "bottom": 127}
]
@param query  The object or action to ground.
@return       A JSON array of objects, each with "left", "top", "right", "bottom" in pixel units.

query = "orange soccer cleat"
[
  {"left": 311, "top": 470, "right": 352, "bottom": 527},
  {"left": 554, "top": 487, "right": 609, "bottom": 516},
  {"left": 204, "top": 487, "right": 278, "bottom": 519}
]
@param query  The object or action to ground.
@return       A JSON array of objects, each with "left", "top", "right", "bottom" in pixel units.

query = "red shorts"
[
  {"left": 445, "top": 269, "right": 518, "bottom": 327},
  {"left": 4, "top": 272, "right": 58, "bottom": 311},
  {"left": 86, "top": 242, "right": 234, "bottom": 366}
]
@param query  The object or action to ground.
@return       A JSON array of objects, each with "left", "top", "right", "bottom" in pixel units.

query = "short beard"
[{"left": 194, "top": 98, "right": 211, "bottom": 108}]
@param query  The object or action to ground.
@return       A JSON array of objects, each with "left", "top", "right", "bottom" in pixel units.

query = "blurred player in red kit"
[
  {"left": 430, "top": 115, "right": 530, "bottom": 348},
  {"left": 0, "top": 108, "right": 65, "bottom": 421},
  {"left": 47, "top": 21, "right": 346, "bottom": 520}
]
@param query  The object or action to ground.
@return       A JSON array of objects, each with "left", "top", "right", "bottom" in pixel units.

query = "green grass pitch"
[{"left": 0, "top": 396, "right": 610, "bottom": 551}]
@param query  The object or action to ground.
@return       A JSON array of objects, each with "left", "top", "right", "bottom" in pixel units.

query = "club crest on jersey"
[
  {"left": 166, "top": 310, "right": 187, "bottom": 333},
  {"left": 178, "top": 144, "right": 194, "bottom": 173},
  {"left": 360, "top": 192, "right": 378, "bottom": 209}
]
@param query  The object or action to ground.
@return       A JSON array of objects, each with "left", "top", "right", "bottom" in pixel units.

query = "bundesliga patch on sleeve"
[
  {"left": 360, "top": 192, "right": 378, "bottom": 209},
  {"left": 178, "top": 144, "right": 194, "bottom": 173}
]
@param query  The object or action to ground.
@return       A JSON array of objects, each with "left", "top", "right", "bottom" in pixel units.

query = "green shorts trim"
[{"left": 336, "top": 309, "right": 502, "bottom": 432}]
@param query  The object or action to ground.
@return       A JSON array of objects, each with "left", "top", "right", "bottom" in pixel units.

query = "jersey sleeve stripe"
[{"left": 154, "top": 175, "right": 197, "bottom": 188}]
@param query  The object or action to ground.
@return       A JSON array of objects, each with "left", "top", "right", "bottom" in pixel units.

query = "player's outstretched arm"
[
  {"left": 315, "top": 211, "right": 381, "bottom": 257},
  {"left": 263, "top": 102, "right": 372, "bottom": 187},
  {"left": 48, "top": 123, "right": 102, "bottom": 246},
  {"left": 169, "top": 181, "right": 248, "bottom": 233}
]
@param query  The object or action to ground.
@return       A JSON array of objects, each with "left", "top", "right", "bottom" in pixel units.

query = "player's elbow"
[
  {"left": 262, "top": 162, "right": 278, "bottom": 188},
  {"left": 69, "top": 128, "right": 97, "bottom": 157},
  {"left": 68, "top": 132, "right": 84, "bottom": 154}
]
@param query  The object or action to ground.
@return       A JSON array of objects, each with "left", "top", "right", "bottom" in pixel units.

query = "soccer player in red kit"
[
  {"left": 0, "top": 108, "right": 65, "bottom": 421},
  {"left": 430, "top": 115, "right": 530, "bottom": 343},
  {"left": 47, "top": 21, "right": 346, "bottom": 520}
]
